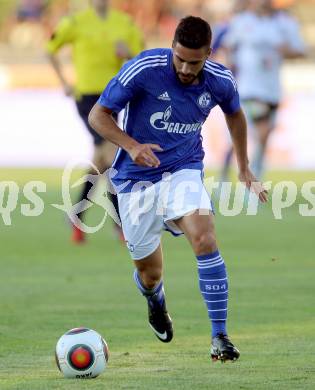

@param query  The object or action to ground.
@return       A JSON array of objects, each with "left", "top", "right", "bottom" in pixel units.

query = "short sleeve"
[
  {"left": 222, "top": 17, "right": 242, "bottom": 49},
  {"left": 218, "top": 76, "right": 240, "bottom": 114},
  {"left": 280, "top": 15, "right": 305, "bottom": 53},
  {"left": 212, "top": 24, "right": 229, "bottom": 53},
  {"left": 46, "top": 17, "right": 76, "bottom": 54},
  {"left": 98, "top": 58, "right": 143, "bottom": 112}
]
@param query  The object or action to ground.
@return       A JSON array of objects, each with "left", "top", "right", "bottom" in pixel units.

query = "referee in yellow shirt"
[{"left": 47, "top": 0, "right": 143, "bottom": 243}]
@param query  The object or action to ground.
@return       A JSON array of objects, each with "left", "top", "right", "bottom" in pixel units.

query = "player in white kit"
[{"left": 221, "top": 0, "right": 305, "bottom": 179}]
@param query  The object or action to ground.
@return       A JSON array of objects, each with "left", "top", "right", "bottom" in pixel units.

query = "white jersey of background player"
[
  {"left": 220, "top": 0, "right": 305, "bottom": 179},
  {"left": 224, "top": 1, "right": 305, "bottom": 104}
]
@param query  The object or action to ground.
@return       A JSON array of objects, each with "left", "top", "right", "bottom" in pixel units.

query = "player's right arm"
[
  {"left": 89, "top": 52, "right": 164, "bottom": 167},
  {"left": 46, "top": 17, "right": 76, "bottom": 96},
  {"left": 48, "top": 53, "right": 73, "bottom": 96},
  {"left": 88, "top": 104, "right": 162, "bottom": 168}
]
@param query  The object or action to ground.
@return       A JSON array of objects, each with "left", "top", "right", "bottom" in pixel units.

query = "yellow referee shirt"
[{"left": 47, "top": 7, "right": 143, "bottom": 95}]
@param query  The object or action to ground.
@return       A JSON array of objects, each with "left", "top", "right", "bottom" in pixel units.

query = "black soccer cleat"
[
  {"left": 210, "top": 334, "right": 240, "bottom": 362},
  {"left": 147, "top": 299, "right": 173, "bottom": 343}
]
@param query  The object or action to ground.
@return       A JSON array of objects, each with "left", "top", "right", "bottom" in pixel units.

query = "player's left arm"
[
  {"left": 224, "top": 109, "right": 268, "bottom": 203},
  {"left": 278, "top": 14, "right": 306, "bottom": 59},
  {"left": 217, "top": 69, "right": 268, "bottom": 202}
]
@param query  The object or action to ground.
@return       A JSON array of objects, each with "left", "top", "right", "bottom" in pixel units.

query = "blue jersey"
[{"left": 98, "top": 48, "right": 240, "bottom": 188}]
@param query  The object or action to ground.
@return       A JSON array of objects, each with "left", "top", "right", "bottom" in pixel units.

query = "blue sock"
[
  {"left": 196, "top": 250, "right": 228, "bottom": 338},
  {"left": 133, "top": 270, "right": 165, "bottom": 308}
]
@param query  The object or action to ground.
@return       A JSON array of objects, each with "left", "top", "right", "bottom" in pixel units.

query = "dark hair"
[{"left": 173, "top": 16, "right": 212, "bottom": 49}]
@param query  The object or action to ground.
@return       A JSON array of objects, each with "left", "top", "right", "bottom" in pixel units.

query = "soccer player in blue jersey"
[{"left": 89, "top": 16, "right": 267, "bottom": 362}]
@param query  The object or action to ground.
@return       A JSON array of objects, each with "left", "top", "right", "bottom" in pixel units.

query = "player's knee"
[
  {"left": 138, "top": 269, "right": 162, "bottom": 290},
  {"left": 191, "top": 231, "right": 217, "bottom": 256},
  {"left": 92, "top": 157, "right": 106, "bottom": 173},
  {"left": 92, "top": 152, "right": 109, "bottom": 173}
]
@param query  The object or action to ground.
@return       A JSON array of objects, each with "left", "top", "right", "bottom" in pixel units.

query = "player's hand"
[
  {"left": 63, "top": 84, "right": 74, "bottom": 97},
  {"left": 128, "top": 143, "right": 163, "bottom": 168},
  {"left": 238, "top": 168, "right": 268, "bottom": 203},
  {"left": 115, "top": 41, "right": 131, "bottom": 59}
]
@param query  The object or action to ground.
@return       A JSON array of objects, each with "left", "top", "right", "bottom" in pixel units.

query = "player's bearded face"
[{"left": 172, "top": 42, "right": 211, "bottom": 85}]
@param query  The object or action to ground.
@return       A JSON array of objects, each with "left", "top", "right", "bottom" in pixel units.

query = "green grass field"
[{"left": 0, "top": 168, "right": 314, "bottom": 390}]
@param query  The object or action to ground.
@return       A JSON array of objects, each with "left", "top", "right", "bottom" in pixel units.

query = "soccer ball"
[{"left": 55, "top": 327, "right": 109, "bottom": 379}]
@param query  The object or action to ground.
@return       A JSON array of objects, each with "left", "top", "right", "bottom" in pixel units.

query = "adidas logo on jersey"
[{"left": 158, "top": 91, "right": 171, "bottom": 101}]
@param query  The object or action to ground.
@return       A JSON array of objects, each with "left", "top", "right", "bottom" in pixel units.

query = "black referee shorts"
[
  {"left": 242, "top": 99, "right": 279, "bottom": 123},
  {"left": 75, "top": 94, "right": 104, "bottom": 146}
]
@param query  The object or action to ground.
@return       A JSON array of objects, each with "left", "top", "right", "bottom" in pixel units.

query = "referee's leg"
[{"left": 72, "top": 95, "right": 121, "bottom": 242}]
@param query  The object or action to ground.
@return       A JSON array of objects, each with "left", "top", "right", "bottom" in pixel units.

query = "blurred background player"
[
  {"left": 46, "top": 0, "right": 144, "bottom": 243},
  {"left": 216, "top": 0, "right": 305, "bottom": 181}
]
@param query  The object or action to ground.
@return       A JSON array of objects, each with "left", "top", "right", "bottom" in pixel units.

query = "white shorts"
[{"left": 117, "top": 169, "right": 213, "bottom": 260}]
